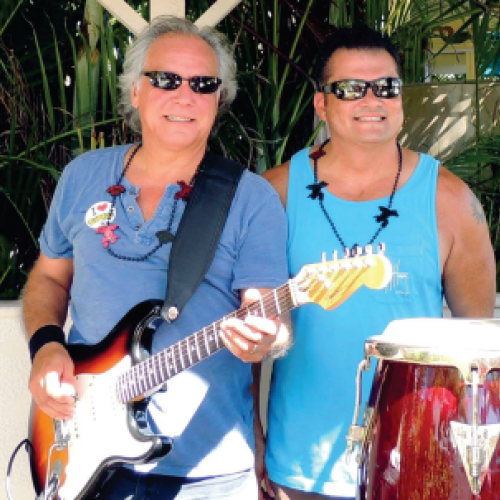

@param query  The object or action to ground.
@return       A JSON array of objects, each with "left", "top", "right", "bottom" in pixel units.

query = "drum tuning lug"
[
  {"left": 364, "top": 244, "right": 373, "bottom": 255},
  {"left": 377, "top": 242, "right": 386, "bottom": 254},
  {"left": 450, "top": 368, "right": 500, "bottom": 495},
  {"left": 343, "top": 247, "right": 351, "bottom": 258},
  {"left": 332, "top": 250, "right": 338, "bottom": 261},
  {"left": 346, "top": 425, "right": 365, "bottom": 453}
]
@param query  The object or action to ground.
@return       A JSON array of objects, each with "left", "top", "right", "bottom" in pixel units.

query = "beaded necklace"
[
  {"left": 307, "top": 139, "right": 402, "bottom": 249},
  {"left": 98, "top": 143, "right": 201, "bottom": 261}
]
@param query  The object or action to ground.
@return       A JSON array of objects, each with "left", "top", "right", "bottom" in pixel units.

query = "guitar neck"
[{"left": 117, "top": 280, "right": 297, "bottom": 403}]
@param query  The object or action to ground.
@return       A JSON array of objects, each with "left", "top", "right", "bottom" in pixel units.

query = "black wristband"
[{"left": 29, "top": 325, "right": 66, "bottom": 363}]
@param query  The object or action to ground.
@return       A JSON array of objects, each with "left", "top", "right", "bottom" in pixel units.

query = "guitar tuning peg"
[
  {"left": 377, "top": 242, "right": 386, "bottom": 254},
  {"left": 341, "top": 259, "right": 352, "bottom": 270}
]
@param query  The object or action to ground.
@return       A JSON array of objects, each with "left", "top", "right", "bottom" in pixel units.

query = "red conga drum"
[{"left": 347, "top": 318, "right": 500, "bottom": 500}]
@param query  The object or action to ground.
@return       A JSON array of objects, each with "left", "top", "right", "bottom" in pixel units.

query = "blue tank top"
[{"left": 266, "top": 148, "right": 443, "bottom": 497}]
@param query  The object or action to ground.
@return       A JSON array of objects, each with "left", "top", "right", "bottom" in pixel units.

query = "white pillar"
[
  {"left": 151, "top": 0, "right": 185, "bottom": 21},
  {"left": 96, "top": 0, "right": 242, "bottom": 33}
]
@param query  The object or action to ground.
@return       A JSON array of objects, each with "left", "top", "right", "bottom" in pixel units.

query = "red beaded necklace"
[{"left": 98, "top": 144, "right": 201, "bottom": 261}]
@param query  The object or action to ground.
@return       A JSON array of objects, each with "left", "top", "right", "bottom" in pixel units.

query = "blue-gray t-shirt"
[{"left": 40, "top": 144, "right": 288, "bottom": 477}]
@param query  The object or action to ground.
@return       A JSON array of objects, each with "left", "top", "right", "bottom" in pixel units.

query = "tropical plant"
[
  {"left": 446, "top": 134, "right": 500, "bottom": 285},
  {"left": 0, "top": 0, "right": 126, "bottom": 298},
  {"left": 3, "top": 0, "right": 500, "bottom": 298},
  {"left": 187, "top": 0, "right": 333, "bottom": 171}
]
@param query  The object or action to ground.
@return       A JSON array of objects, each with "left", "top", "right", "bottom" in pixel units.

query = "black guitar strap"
[{"left": 161, "top": 151, "right": 245, "bottom": 322}]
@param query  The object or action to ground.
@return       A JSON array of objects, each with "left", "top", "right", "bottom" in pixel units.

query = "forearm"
[{"left": 23, "top": 262, "right": 71, "bottom": 338}]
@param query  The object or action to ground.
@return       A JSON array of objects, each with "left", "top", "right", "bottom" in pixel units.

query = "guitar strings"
[
  {"left": 120, "top": 262, "right": 374, "bottom": 400},
  {"left": 119, "top": 282, "right": 295, "bottom": 400}
]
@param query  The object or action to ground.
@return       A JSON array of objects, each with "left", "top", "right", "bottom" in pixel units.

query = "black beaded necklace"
[
  {"left": 97, "top": 143, "right": 200, "bottom": 261},
  {"left": 307, "top": 139, "right": 402, "bottom": 249}
]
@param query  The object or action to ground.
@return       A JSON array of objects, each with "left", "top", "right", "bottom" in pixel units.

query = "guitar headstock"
[{"left": 291, "top": 243, "right": 392, "bottom": 310}]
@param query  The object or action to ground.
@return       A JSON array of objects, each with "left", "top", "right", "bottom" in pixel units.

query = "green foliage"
[
  {"left": 3, "top": 0, "right": 500, "bottom": 297},
  {"left": 0, "top": 1, "right": 125, "bottom": 299},
  {"left": 189, "top": 0, "right": 331, "bottom": 171},
  {"left": 446, "top": 135, "right": 500, "bottom": 286}
]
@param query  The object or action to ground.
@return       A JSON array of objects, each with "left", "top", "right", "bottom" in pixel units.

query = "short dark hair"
[{"left": 314, "top": 25, "right": 401, "bottom": 88}]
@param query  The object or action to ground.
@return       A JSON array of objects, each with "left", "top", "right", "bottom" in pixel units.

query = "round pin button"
[{"left": 167, "top": 307, "right": 179, "bottom": 321}]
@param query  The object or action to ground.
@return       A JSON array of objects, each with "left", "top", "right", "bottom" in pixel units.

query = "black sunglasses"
[
  {"left": 320, "top": 77, "right": 403, "bottom": 101},
  {"left": 142, "top": 71, "right": 222, "bottom": 94}
]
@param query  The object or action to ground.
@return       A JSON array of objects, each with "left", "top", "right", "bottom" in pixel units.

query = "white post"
[
  {"left": 150, "top": 0, "right": 185, "bottom": 21},
  {"left": 95, "top": 0, "right": 242, "bottom": 33}
]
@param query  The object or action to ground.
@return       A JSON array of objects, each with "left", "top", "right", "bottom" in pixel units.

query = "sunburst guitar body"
[{"left": 30, "top": 245, "right": 392, "bottom": 499}]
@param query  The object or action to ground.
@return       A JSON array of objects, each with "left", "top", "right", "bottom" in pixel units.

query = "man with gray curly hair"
[{"left": 23, "top": 15, "right": 290, "bottom": 500}]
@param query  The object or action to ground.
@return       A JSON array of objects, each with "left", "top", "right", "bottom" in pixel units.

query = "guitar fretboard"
[{"left": 117, "top": 281, "right": 296, "bottom": 403}]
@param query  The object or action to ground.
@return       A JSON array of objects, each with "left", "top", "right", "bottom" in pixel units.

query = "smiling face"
[
  {"left": 131, "top": 33, "right": 220, "bottom": 153},
  {"left": 314, "top": 48, "right": 404, "bottom": 146}
]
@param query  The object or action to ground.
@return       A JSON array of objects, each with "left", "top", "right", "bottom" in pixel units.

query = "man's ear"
[
  {"left": 131, "top": 83, "right": 140, "bottom": 108},
  {"left": 313, "top": 91, "right": 327, "bottom": 122}
]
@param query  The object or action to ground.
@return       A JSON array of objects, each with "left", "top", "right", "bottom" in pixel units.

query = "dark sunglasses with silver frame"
[
  {"left": 320, "top": 77, "right": 403, "bottom": 101},
  {"left": 142, "top": 71, "right": 222, "bottom": 94}
]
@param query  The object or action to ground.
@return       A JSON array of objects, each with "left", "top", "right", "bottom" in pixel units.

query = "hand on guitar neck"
[{"left": 220, "top": 288, "right": 288, "bottom": 362}]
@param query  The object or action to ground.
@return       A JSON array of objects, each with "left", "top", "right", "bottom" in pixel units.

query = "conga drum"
[{"left": 347, "top": 318, "right": 500, "bottom": 500}]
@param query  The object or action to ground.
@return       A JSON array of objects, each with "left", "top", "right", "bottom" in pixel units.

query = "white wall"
[
  {"left": 2, "top": 298, "right": 500, "bottom": 499},
  {"left": 0, "top": 302, "right": 33, "bottom": 500}
]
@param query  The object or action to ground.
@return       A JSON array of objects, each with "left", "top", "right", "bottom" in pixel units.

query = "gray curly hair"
[{"left": 118, "top": 16, "right": 237, "bottom": 135}]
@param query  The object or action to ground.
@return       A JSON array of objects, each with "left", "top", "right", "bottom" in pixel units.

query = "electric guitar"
[{"left": 29, "top": 245, "right": 392, "bottom": 500}]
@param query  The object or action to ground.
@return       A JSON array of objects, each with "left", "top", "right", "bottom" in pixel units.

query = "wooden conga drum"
[{"left": 347, "top": 318, "right": 500, "bottom": 500}]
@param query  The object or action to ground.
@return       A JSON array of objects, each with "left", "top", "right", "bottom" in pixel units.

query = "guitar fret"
[
  {"left": 162, "top": 351, "right": 171, "bottom": 379},
  {"left": 147, "top": 359, "right": 155, "bottom": 388},
  {"left": 135, "top": 367, "right": 144, "bottom": 394},
  {"left": 273, "top": 288, "right": 281, "bottom": 315},
  {"left": 190, "top": 336, "right": 200, "bottom": 363},
  {"left": 122, "top": 380, "right": 129, "bottom": 403},
  {"left": 201, "top": 328, "right": 209, "bottom": 356},
  {"left": 195, "top": 332, "right": 202, "bottom": 360},
  {"left": 181, "top": 339, "right": 190, "bottom": 368},
  {"left": 139, "top": 365, "right": 148, "bottom": 393},
  {"left": 259, "top": 295, "right": 266, "bottom": 318},
  {"left": 174, "top": 344, "right": 182, "bottom": 371},
  {"left": 186, "top": 338, "right": 193, "bottom": 366},
  {"left": 180, "top": 343, "right": 186, "bottom": 369},
  {"left": 214, "top": 323, "right": 220, "bottom": 348},
  {"left": 157, "top": 353, "right": 166, "bottom": 382},
  {"left": 170, "top": 348, "right": 178, "bottom": 374},
  {"left": 142, "top": 361, "right": 149, "bottom": 389},
  {"left": 152, "top": 356, "right": 161, "bottom": 386},
  {"left": 117, "top": 377, "right": 124, "bottom": 402}
]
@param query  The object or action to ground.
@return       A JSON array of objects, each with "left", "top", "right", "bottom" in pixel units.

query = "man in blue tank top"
[{"left": 260, "top": 25, "right": 496, "bottom": 500}]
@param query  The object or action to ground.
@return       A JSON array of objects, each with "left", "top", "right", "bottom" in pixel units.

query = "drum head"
[{"left": 366, "top": 318, "right": 500, "bottom": 381}]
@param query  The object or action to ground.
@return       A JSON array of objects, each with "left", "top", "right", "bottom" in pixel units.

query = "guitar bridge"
[{"left": 53, "top": 419, "right": 71, "bottom": 450}]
